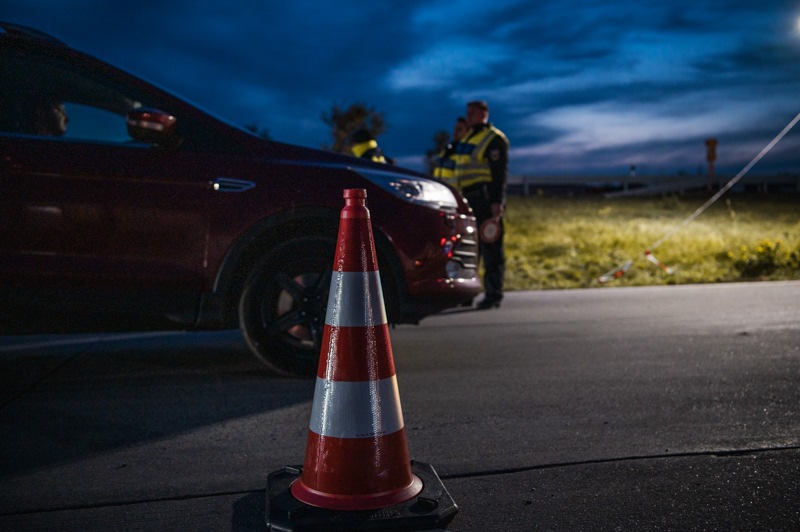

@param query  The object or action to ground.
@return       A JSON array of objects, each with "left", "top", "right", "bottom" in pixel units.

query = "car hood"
[{"left": 236, "top": 134, "right": 422, "bottom": 178}]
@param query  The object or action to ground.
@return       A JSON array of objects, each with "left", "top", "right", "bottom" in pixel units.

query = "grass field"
[{"left": 502, "top": 192, "right": 800, "bottom": 290}]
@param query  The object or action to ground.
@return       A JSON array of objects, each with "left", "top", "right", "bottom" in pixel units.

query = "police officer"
[
  {"left": 433, "top": 116, "right": 468, "bottom": 186},
  {"left": 350, "top": 128, "right": 389, "bottom": 163},
  {"left": 453, "top": 100, "right": 509, "bottom": 310}
]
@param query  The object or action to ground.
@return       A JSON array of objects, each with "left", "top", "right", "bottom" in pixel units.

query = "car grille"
[{"left": 452, "top": 235, "right": 478, "bottom": 273}]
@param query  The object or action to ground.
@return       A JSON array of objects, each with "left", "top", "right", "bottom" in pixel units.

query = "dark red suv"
[{"left": 0, "top": 22, "right": 481, "bottom": 376}]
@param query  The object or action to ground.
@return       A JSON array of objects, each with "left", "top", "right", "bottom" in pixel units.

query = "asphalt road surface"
[{"left": 1, "top": 281, "right": 799, "bottom": 531}]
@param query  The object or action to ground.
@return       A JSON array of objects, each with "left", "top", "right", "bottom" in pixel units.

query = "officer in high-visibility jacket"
[
  {"left": 350, "top": 128, "right": 389, "bottom": 163},
  {"left": 433, "top": 117, "right": 468, "bottom": 186},
  {"left": 453, "top": 100, "right": 509, "bottom": 310}
]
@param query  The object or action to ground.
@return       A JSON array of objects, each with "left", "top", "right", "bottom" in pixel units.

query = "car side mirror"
[{"left": 126, "top": 107, "right": 180, "bottom": 147}]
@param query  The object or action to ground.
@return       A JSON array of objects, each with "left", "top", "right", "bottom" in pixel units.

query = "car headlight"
[{"left": 358, "top": 169, "right": 459, "bottom": 210}]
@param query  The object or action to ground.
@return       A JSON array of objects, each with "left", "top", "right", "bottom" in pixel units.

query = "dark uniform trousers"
[{"left": 463, "top": 183, "right": 504, "bottom": 302}]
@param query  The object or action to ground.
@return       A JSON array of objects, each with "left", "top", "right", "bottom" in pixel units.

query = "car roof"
[{"left": 0, "top": 21, "right": 66, "bottom": 46}]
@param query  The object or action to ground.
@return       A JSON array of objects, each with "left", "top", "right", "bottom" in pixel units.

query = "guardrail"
[{"left": 507, "top": 175, "right": 800, "bottom": 197}]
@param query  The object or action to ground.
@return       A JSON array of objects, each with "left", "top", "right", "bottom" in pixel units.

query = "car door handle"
[{"left": 210, "top": 177, "right": 256, "bottom": 192}]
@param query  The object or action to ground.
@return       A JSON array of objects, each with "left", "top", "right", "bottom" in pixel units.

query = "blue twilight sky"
[{"left": 3, "top": 1, "right": 800, "bottom": 178}]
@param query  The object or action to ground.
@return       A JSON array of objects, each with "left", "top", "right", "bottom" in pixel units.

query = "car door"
[
  {"left": 1, "top": 135, "right": 210, "bottom": 288},
  {"left": 0, "top": 44, "right": 210, "bottom": 328}
]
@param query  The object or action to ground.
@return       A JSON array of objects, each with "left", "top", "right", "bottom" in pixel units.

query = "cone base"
[
  {"left": 266, "top": 461, "right": 458, "bottom": 531},
  {"left": 290, "top": 473, "right": 423, "bottom": 512}
]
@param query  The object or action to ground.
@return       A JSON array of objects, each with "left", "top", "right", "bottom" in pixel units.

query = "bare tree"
[{"left": 322, "top": 102, "right": 386, "bottom": 154}]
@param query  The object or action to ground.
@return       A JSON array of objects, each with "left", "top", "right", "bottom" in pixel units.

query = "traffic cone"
[
  {"left": 266, "top": 188, "right": 458, "bottom": 531},
  {"left": 292, "top": 187, "right": 422, "bottom": 510}
]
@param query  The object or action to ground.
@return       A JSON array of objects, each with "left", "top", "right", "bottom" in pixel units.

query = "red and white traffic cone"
[
  {"left": 266, "top": 189, "right": 458, "bottom": 531},
  {"left": 291, "top": 187, "right": 422, "bottom": 510}
]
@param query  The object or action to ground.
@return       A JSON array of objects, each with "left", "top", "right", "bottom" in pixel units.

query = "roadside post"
[{"left": 705, "top": 138, "right": 718, "bottom": 191}]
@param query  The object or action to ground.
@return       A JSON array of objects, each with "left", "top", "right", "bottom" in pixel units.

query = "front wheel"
[{"left": 239, "top": 236, "right": 334, "bottom": 377}]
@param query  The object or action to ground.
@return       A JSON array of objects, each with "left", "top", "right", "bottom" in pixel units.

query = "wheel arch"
[{"left": 209, "top": 207, "right": 407, "bottom": 328}]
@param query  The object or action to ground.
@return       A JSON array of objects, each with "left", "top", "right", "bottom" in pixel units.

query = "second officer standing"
[{"left": 453, "top": 100, "right": 509, "bottom": 310}]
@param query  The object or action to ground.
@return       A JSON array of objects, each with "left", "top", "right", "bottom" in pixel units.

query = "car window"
[
  {"left": 0, "top": 46, "right": 145, "bottom": 144},
  {"left": 61, "top": 102, "right": 132, "bottom": 143}
]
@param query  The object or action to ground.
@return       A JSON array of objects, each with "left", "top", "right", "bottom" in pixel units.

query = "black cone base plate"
[{"left": 266, "top": 461, "right": 458, "bottom": 531}]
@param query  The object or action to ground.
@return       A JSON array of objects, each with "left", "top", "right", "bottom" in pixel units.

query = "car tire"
[{"left": 239, "top": 236, "right": 334, "bottom": 377}]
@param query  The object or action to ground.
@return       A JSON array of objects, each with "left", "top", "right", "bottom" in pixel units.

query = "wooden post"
[{"left": 705, "top": 138, "right": 718, "bottom": 191}]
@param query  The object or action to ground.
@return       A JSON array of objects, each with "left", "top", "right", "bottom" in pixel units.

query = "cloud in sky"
[{"left": 2, "top": 0, "right": 800, "bottom": 177}]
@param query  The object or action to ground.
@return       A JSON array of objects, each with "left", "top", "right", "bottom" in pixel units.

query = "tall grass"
[{"left": 503, "top": 193, "right": 800, "bottom": 290}]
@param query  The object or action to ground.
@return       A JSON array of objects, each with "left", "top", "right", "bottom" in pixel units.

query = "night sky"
[{"left": 3, "top": 1, "right": 800, "bottom": 178}]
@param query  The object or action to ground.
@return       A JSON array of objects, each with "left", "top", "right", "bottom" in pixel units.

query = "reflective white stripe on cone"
[{"left": 290, "top": 188, "right": 423, "bottom": 511}]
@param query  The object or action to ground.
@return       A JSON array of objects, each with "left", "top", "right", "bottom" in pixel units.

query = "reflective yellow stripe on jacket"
[{"left": 453, "top": 126, "right": 506, "bottom": 191}]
